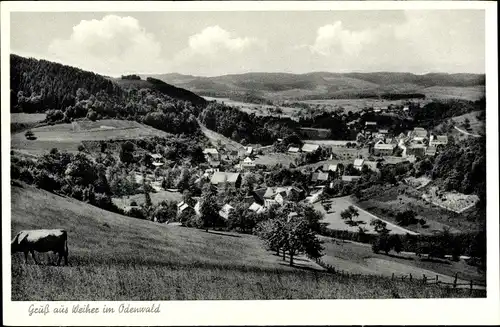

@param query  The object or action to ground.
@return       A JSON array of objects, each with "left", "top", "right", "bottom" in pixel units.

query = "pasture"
[
  {"left": 315, "top": 196, "right": 418, "bottom": 235},
  {"left": 197, "top": 119, "right": 245, "bottom": 152},
  {"left": 296, "top": 98, "right": 430, "bottom": 113},
  {"left": 422, "top": 85, "right": 485, "bottom": 101},
  {"left": 10, "top": 119, "right": 169, "bottom": 156},
  {"left": 319, "top": 236, "right": 485, "bottom": 288},
  {"left": 10, "top": 183, "right": 481, "bottom": 300},
  {"left": 253, "top": 153, "right": 298, "bottom": 168},
  {"left": 203, "top": 96, "right": 301, "bottom": 119}
]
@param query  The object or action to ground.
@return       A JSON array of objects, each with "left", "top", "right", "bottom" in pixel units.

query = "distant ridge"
[{"left": 143, "top": 71, "right": 485, "bottom": 101}]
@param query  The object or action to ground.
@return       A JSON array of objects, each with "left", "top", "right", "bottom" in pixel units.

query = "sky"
[{"left": 10, "top": 10, "right": 485, "bottom": 77}]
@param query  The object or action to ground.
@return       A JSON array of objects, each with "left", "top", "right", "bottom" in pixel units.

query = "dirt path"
[{"left": 454, "top": 125, "right": 482, "bottom": 138}]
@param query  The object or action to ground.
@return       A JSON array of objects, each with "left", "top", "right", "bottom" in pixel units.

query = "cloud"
[
  {"left": 187, "top": 25, "right": 260, "bottom": 56},
  {"left": 48, "top": 15, "right": 162, "bottom": 75},
  {"left": 310, "top": 21, "right": 376, "bottom": 57},
  {"left": 171, "top": 26, "right": 265, "bottom": 75}
]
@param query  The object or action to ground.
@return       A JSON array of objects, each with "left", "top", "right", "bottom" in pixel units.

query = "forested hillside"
[{"left": 10, "top": 55, "right": 204, "bottom": 135}]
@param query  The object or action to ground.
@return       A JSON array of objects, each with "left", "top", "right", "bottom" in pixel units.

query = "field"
[
  {"left": 10, "top": 113, "right": 47, "bottom": 124},
  {"left": 10, "top": 119, "right": 169, "bottom": 156},
  {"left": 253, "top": 153, "right": 298, "bottom": 168},
  {"left": 355, "top": 184, "right": 483, "bottom": 234},
  {"left": 112, "top": 190, "right": 183, "bottom": 210},
  {"left": 197, "top": 119, "right": 245, "bottom": 152},
  {"left": 319, "top": 237, "right": 485, "bottom": 288},
  {"left": 422, "top": 186, "right": 479, "bottom": 214},
  {"left": 204, "top": 96, "right": 301, "bottom": 119},
  {"left": 315, "top": 196, "right": 418, "bottom": 235},
  {"left": 422, "top": 85, "right": 485, "bottom": 101},
  {"left": 10, "top": 183, "right": 482, "bottom": 300}
]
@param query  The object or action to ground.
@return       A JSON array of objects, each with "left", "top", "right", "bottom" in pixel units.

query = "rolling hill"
[
  {"left": 144, "top": 72, "right": 485, "bottom": 101},
  {"left": 10, "top": 182, "right": 482, "bottom": 300}
]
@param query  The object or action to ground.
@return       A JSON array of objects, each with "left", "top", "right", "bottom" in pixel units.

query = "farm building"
[
  {"left": 353, "top": 158, "right": 365, "bottom": 170},
  {"left": 210, "top": 172, "right": 241, "bottom": 188},
  {"left": 429, "top": 135, "right": 448, "bottom": 147},
  {"left": 288, "top": 147, "right": 300, "bottom": 154},
  {"left": 218, "top": 204, "right": 235, "bottom": 220},
  {"left": 177, "top": 201, "right": 196, "bottom": 216},
  {"left": 342, "top": 175, "right": 361, "bottom": 182},
  {"left": 311, "top": 172, "right": 329, "bottom": 184},
  {"left": 373, "top": 143, "right": 396, "bottom": 156},
  {"left": 245, "top": 147, "right": 254, "bottom": 156},
  {"left": 301, "top": 143, "right": 320, "bottom": 153}
]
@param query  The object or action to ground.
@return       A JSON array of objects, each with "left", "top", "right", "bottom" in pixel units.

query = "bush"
[
  {"left": 130, "top": 200, "right": 138, "bottom": 206},
  {"left": 78, "top": 144, "right": 86, "bottom": 152},
  {"left": 127, "top": 207, "right": 146, "bottom": 220},
  {"left": 19, "top": 168, "right": 34, "bottom": 184},
  {"left": 25, "top": 130, "right": 35, "bottom": 140},
  {"left": 11, "top": 165, "right": 21, "bottom": 180},
  {"left": 34, "top": 170, "right": 60, "bottom": 192},
  {"left": 46, "top": 109, "right": 64, "bottom": 122}
]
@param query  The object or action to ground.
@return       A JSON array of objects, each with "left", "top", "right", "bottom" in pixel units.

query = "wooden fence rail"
[{"left": 313, "top": 258, "right": 486, "bottom": 293}]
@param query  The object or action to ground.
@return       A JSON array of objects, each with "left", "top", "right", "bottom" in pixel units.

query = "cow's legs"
[
  {"left": 24, "top": 251, "right": 28, "bottom": 264},
  {"left": 30, "top": 250, "right": 39, "bottom": 265},
  {"left": 57, "top": 251, "right": 64, "bottom": 266},
  {"left": 64, "top": 248, "right": 68, "bottom": 266}
]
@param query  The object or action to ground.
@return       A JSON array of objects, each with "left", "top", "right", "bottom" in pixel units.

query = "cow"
[{"left": 11, "top": 229, "right": 68, "bottom": 266}]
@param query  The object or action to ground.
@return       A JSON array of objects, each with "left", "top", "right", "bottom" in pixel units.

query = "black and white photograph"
[{"left": 1, "top": 1, "right": 498, "bottom": 325}]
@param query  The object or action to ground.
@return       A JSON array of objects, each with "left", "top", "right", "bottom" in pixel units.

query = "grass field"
[
  {"left": 253, "top": 153, "right": 298, "bottom": 168},
  {"left": 10, "top": 183, "right": 483, "bottom": 300},
  {"left": 203, "top": 96, "right": 301, "bottom": 119},
  {"left": 297, "top": 98, "right": 430, "bottom": 113},
  {"left": 10, "top": 113, "right": 47, "bottom": 124},
  {"left": 10, "top": 119, "right": 169, "bottom": 156},
  {"left": 197, "top": 119, "right": 245, "bottom": 152},
  {"left": 422, "top": 86, "right": 485, "bottom": 101},
  {"left": 315, "top": 196, "right": 418, "bottom": 235},
  {"left": 319, "top": 236, "right": 485, "bottom": 287}
]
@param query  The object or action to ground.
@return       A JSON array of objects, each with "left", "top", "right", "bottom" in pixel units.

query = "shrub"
[
  {"left": 24, "top": 130, "right": 35, "bottom": 140},
  {"left": 11, "top": 165, "right": 21, "bottom": 180},
  {"left": 130, "top": 200, "right": 138, "bottom": 206},
  {"left": 78, "top": 144, "right": 86, "bottom": 152},
  {"left": 34, "top": 170, "right": 60, "bottom": 192},
  {"left": 128, "top": 207, "right": 146, "bottom": 220},
  {"left": 19, "top": 168, "right": 34, "bottom": 184}
]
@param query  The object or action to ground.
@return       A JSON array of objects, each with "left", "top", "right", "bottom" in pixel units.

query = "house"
[
  {"left": 149, "top": 153, "right": 164, "bottom": 167},
  {"left": 320, "top": 164, "right": 338, "bottom": 172},
  {"left": 365, "top": 121, "right": 378, "bottom": 129},
  {"left": 406, "top": 144, "right": 426, "bottom": 158},
  {"left": 403, "top": 106, "right": 410, "bottom": 112},
  {"left": 373, "top": 143, "right": 396, "bottom": 156},
  {"left": 311, "top": 172, "right": 329, "bottom": 184},
  {"left": 288, "top": 147, "right": 300, "bottom": 154},
  {"left": 378, "top": 129, "right": 389, "bottom": 135},
  {"left": 412, "top": 136, "right": 427, "bottom": 145},
  {"left": 263, "top": 186, "right": 304, "bottom": 207},
  {"left": 177, "top": 201, "right": 196, "bottom": 216},
  {"left": 248, "top": 202, "right": 265, "bottom": 214},
  {"left": 208, "top": 161, "right": 221, "bottom": 169},
  {"left": 210, "top": 172, "right": 242, "bottom": 188},
  {"left": 425, "top": 146, "right": 437, "bottom": 156},
  {"left": 240, "top": 157, "right": 256, "bottom": 169},
  {"left": 301, "top": 143, "right": 320, "bottom": 153},
  {"left": 305, "top": 188, "right": 324, "bottom": 204},
  {"left": 194, "top": 200, "right": 201, "bottom": 216},
  {"left": 353, "top": 158, "right": 365, "bottom": 170},
  {"left": 364, "top": 160, "right": 379, "bottom": 172},
  {"left": 429, "top": 135, "right": 448, "bottom": 147},
  {"left": 342, "top": 175, "right": 361, "bottom": 182},
  {"left": 219, "top": 204, "right": 234, "bottom": 220},
  {"left": 412, "top": 127, "right": 428, "bottom": 139},
  {"left": 252, "top": 187, "right": 268, "bottom": 205},
  {"left": 203, "top": 148, "right": 220, "bottom": 161},
  {"left": 245, "top": 147, "right": 253, "bottom": 156}
]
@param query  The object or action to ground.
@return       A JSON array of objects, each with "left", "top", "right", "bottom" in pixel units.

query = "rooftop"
[
  {"left": 301, "top": 144, "right": 320, "bottom": 153},
  {"left": 210, "top": 172, "right": 241, "bottom": 185}
]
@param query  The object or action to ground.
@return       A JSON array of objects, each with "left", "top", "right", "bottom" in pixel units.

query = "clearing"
[
  {"left": 10, "top": 119, "right": 169, "bottom": 156},
  {"left": 10, "top": 183, "right": 481, "bottom": 300},
  {"left": 316, "top": 196, "right": 418, "bottom": 235},
  {"left": 112, "top": 190, "right": 183, "bottom": 210},
  {"left": 10, "top": 113, "right": 47, "bottom": 124}
]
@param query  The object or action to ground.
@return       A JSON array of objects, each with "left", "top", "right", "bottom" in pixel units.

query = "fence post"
[
  {"left": 392, "top": 273, "right": 394, "bottom": 281},
  {"left": 453, "top": 273, "right": 458, "bottom": 288},
  {"left": 401, "top": 275, "right": 404, "bottom": 281},
  {"left": 423, "top": 274, "right": 427, "bottom": 285},
  {"left": 436, "top": 275, "right": 439, "bottom": 284},
  {"left": 410, "top": 273, "right": 412, "bottom": 282}
]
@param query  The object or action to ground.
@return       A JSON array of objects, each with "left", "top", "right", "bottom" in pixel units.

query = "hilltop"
[
  {"left": 143, "top": 71, "right": 485, "bottom": 102},
  {"left": 10, "top": 182, "right": 483, "bottom": 300}
]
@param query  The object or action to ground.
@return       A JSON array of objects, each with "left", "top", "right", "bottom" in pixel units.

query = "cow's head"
[{"left": 11, "top": 232, "right": 22, "bottom": 253}]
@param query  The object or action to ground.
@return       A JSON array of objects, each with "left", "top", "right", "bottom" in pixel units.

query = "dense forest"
[{"left": 199, "top": 101, "right": 299, "bottom": 145}]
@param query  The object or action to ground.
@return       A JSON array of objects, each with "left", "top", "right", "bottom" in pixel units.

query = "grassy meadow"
[{"left": 10, "top": 183, "right": 485, "bottom": 300}]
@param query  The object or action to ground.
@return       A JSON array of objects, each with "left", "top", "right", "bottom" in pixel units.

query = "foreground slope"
[{"left": 10, "top": 183, "right": 484, "bottom": 300}]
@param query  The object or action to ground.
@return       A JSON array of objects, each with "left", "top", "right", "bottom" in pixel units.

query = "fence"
[{"left": 313, "top": 257, "right": 486, "bottom": 295}]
